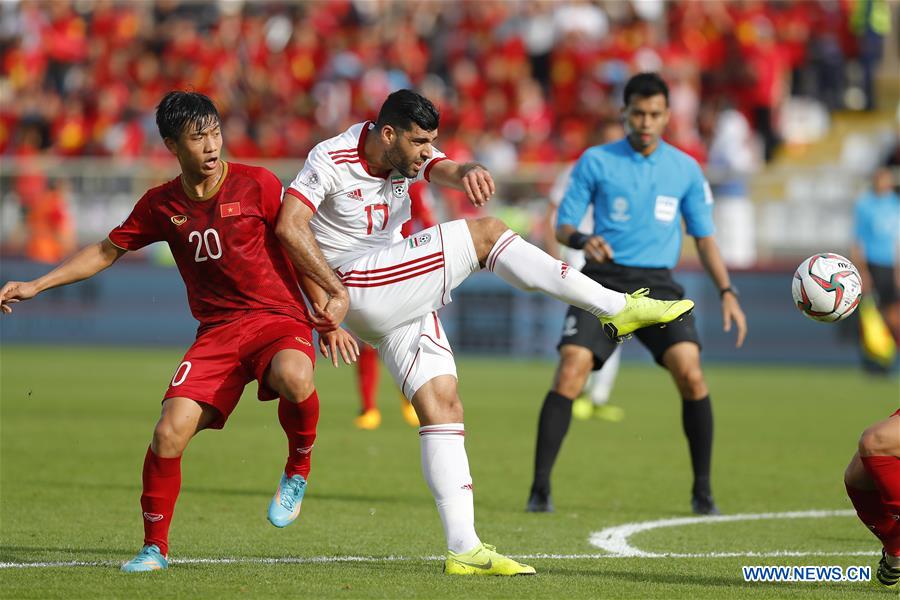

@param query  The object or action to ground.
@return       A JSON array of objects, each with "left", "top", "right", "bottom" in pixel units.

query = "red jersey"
[{"left": 108, "top": 162, "right": 310, "bottom": 330}]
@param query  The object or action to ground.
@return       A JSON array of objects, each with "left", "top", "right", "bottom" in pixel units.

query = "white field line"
[
  {"left": 1, "top": 509, "right": 878, "bottom": 569},
  {"left": 0, "top": 550, "right": 878, "bottom": 570},
  {"left": 589, "top": 508, "right": 861, "bottom": 557}
]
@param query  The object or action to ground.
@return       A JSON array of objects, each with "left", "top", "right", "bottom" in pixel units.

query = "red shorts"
[
  {"left": 163, "top": 311, "right": 316, "bottom": 429},
  {"left": 893, "top": 409, "right": 900, "bottom": 418}
]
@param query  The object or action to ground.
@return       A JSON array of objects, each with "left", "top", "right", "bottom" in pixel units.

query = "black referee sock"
[
  {"left": 682, "top": 395, "right": 713, "bottom": 497},
  {"left": 531, "top": 391, "right": 573, "bottom": 494}
]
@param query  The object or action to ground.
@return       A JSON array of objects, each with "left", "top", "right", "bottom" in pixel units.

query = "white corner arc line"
[
  {"left": 0, "top": 510, "right": 876, "bottom": 570},
  {"left": 589, "top": 509, "right": 859, "bottom": 557}
]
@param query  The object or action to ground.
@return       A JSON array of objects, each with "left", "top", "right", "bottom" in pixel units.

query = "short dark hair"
[
  {"left": 623, "top": 73, "right": 669, "bottom": 107},
  {"left": 376, "top": 89, "right": 440, "bottom": 132},
  {"left": 155, "top": 91, "right": 220, "bottom": 141}
]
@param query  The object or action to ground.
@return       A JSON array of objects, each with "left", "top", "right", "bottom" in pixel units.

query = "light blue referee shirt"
[
  {"left": 854, "top": 190, "right": 899, "bottom": 267},
  {"left": 557, "top": 138, "right": 715, "bottom": 269}
]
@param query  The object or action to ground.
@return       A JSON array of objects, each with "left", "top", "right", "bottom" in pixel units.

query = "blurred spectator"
[
  {"left": 24, "top": 179, "right": 76, "bottom": 264},
  {"left": 0, "top": 0, "right": 873, "bottom": 166},
  {"left": 851, "top": 0, "right": 891, "bottom": 111},
  {"left": 706, "top": 105, "right": 762, "bottom": 267}
]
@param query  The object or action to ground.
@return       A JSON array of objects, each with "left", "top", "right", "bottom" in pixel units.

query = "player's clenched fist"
[{"left": 0, "top": 281, "right": 37, "bottom": 314}]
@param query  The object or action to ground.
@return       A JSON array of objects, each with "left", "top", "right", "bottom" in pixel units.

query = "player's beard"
[{"left": 384, "top": 145, "right": 417, "bottom": 179}]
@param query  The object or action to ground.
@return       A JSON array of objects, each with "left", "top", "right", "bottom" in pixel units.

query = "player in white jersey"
[
  {"left": 276, "top": 90, "right": 695, "bottom": 576},
  {"left": 546, "top": 163, "right": 623, "bottom": 423}
]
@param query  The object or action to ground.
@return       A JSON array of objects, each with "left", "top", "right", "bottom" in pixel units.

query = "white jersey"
[{"left": 287, "top": 121, "right": 447, "bottom": 268}]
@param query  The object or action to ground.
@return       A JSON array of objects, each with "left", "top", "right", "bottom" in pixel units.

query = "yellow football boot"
[
  {"left": 599, "top": 288, "right": 694, "bottom": 341},
  {"left": 353, "top": 408, "right": 381, "bottom": 430},
  {"left": 444, "top": 543, "right": 535, "bottom": 576},
  {"left": 400, "top": 397, "right": 420, "bottom": 427}
]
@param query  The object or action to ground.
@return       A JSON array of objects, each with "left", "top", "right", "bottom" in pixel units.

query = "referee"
[{"left": 526, "top": 73, "right": 747, "bottom": 515}]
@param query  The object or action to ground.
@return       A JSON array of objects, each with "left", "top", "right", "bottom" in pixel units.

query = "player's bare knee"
[
  {"left": 278, "top": 372, "right": 315, "bottom": 404},
  {"left": 269, "top": 358, "right": 314, "bottom": 403},
  {"left": 467, "top": 216, "right": 508, "bottom": 262},
  {"left": 554, "top": 360, "right": 591, "bottom": 399},
  {"left": 858, "top": 421, "right": 899, "bottom": 456},
  {"left": 440, "top": 394, "right": 464, "bottom": 421},
  {"left": 674, "top": 366, "right": 707, "bottom": 399},
  {"left": 152, "top": 420, "right": 189, "bottom": 455}
]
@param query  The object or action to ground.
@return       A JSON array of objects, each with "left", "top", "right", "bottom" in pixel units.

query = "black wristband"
[
  {"left": 719, "top": 286, "right": 737, "bottom": 299},
  {"left": 568, "top": 232, "right": 590, "bottom": 250}
]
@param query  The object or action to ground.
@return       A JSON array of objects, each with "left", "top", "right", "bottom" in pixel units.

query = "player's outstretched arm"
[
  {"left": 0, "top": 239, "right": 125, "bottom": 315},
  {"left": 275, "top": 196, "right": 349, "bottom": 329},
  {"left": 427, "top": 160, "right": 495, "bottom": 208},
  {"left": 695, "top": 235, "right": 747, "bottom": 348}
]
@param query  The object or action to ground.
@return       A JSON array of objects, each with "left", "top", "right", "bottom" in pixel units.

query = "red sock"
[
  {"left": 140, "top": 446, "right": 181, "bottom": 557},
  {"left": 861, "top": 455, "right": 900, "bottom": 556},
  {"left": 279, "top": 391, "right": 319, "bottom": 479},
  {"left": 357, "top": 345, "right": 379, "bottom": 412}
]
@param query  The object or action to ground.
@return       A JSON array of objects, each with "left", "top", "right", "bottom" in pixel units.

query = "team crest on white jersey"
[
  {"left": 391, "top": 176, "right": 407, "bottom": 198},
  {"left": 300, "top": 169, "right": 320, "bottom": 189},
  {"left": 409, "top": 232, "right": 432, "bottom": 248}
]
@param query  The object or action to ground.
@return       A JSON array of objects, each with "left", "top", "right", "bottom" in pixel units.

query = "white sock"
[
  {"left": 486, "top": 230, "right": 626, "bottom": 317},
  {"left": 590, "top": 346, "right": 622, "bottom": 405},
  {"left": 419, "top": 423, "right": 480, "bottom": 553}
]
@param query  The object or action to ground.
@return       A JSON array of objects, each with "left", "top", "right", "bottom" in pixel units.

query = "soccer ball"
[{"left": 791, "top": 253, "right": 862, "bottom": 322}]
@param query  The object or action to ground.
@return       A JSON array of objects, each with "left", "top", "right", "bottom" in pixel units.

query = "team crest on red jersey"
[
  {"left": 170, "top": 215, "right": 188, "bottom": 226},
  {"left": 391, "top": 176, "right": 406, "bottom": 198},
  {"left": 220, "top": 202, "right": 241, "bottom": 218}
]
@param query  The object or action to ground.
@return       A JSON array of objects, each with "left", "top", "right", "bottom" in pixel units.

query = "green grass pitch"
[{"left": 1, "top": 345, "right": 897, "bottom": 598}]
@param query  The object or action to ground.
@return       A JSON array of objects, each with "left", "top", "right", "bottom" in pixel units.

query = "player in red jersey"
[
  {"left": 845, "top": 408, "right": 900, "bottom": 587},
  {"left": 0, "top": 92, "right": 355, "bottom": 572}
]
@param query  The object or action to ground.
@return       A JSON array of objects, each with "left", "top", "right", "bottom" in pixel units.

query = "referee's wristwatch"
[{"left": 719, "top": 286, "right": 739, "bottom": 299}]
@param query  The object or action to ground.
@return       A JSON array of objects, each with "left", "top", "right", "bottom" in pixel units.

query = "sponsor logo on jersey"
[
  {"left": 562, "top": 315, "right": 578, "bottom": 337},
  {"left": 461, "top": 483, "right": 474, "bottom": 491},
  {"left": 300, "top": 169, "right": 320, "bottom": 189},
  {"left": 294, "top": 336, "right": 311, "bottom": 347},
  {"left": 220, "top": 202, "right": 241, "bottom": 218},
  {"left": 391, "top": 176, "right": 406, "bottom": 198},
  {"left": 560, "top": 262, "right": 569, "bottom": 279},
  {"left": 345, "top": 188, "right": 364, "bottom": 201},
  {"left": 143, "top": 512, "right": 164, "bottom": 522},
  {"left": 611, "top": 197, "right": 631, "bottom": 222},
  {"left": 170, "top": 215, "right": 188, "bottom": 226},
  {"left": 408, "top": 232, "right": 432, "bottom": 248}
]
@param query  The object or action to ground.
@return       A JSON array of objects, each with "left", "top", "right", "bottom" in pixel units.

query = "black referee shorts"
[
  {"left": 557, "top": 261, "right": 701, "bottom": 369},
  {"left": 868, "top": 263, "right": 898, "bottom": 306}
]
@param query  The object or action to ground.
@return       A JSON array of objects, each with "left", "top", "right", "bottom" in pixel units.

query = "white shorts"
[{"left": 336, "top": 219, "right": 480, "bottom": 397}]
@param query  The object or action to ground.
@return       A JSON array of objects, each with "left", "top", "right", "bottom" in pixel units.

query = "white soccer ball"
[{"left": 791, "top": 253, "right": 863, "bottom": 322}]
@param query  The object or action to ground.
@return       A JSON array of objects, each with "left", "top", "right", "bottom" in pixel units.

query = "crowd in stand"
[{"left": 2, "top": 0, "right": 878, "bottom": 171}]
